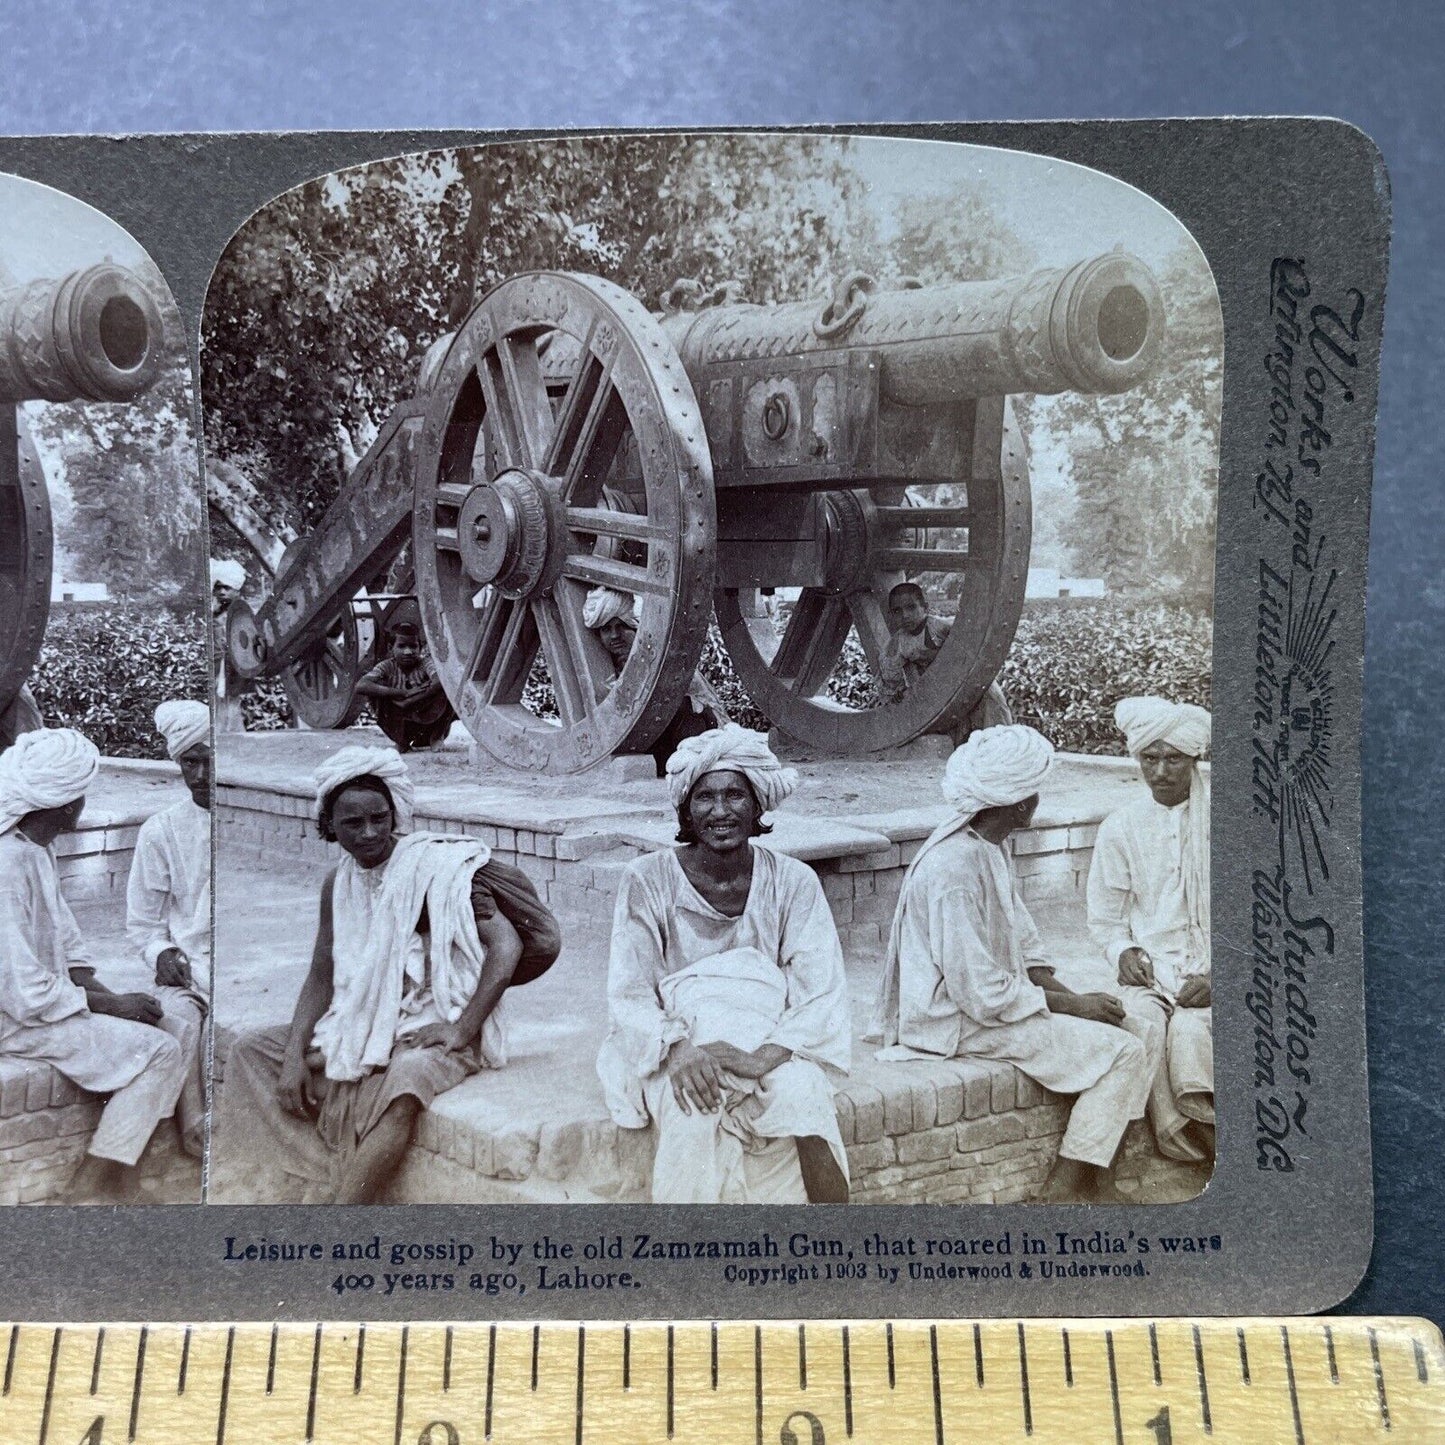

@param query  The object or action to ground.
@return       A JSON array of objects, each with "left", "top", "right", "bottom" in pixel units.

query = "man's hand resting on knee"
[
  {"left": 278, "top": 1051, "right": 323, "bottom": 1119},
  {"left": 1048, "top": 991, "right": 1127, "bottom": 1028}
]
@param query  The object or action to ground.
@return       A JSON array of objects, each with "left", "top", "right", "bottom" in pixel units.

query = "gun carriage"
[
  {"left": 224, "top": 252, "right": 1164, "bottom": 773},
  {"left": 0, "top": 263, "right": 165, "bottom": 712}
]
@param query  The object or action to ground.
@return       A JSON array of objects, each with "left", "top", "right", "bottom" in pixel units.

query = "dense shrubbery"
[
  {"left": 28, "top": 608, "right": 210, "bottom": 759},
  {"left": 245, "top": 599, "right": 1210, "bottom": 758}
]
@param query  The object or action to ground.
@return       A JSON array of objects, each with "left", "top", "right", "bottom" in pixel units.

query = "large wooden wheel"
[
  {"left": 0, "top": 413, "right": 52, "bottom": 713},
  {"left": 715, "top": 397, "right": 1032, "bottom": 754},
  {"left": 282, "top": 606, "right": 369, "bottom": 731},
  {"left": 412, "top": 272, "right": 715, "bottom": 773}
]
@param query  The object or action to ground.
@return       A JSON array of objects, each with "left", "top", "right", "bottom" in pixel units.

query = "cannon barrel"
[
  {"left": 662, "top": 250, "right": 1164, "bottom": 405},
  {"left": 0, "top": 263, "right": 164, "bottom": 405}
]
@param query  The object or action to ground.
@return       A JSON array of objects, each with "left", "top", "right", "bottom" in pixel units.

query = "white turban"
[
  {"left": 665, "top": 724, "right": 798, "bottom": 814},
  {"left": 154, "top": 700, "right": 210, "bottom": 760},
  {"left": 314, "top": 745, "right": 416, "bottom": 834},
  {"left": 940, "top": 724, "right": 1054, "bottom": 819},
  {"left": 210, "top": 558, "right": 246, "bottom": 590},
  {"left": 0, "top": 727, "right": 101, "bottom": 835},
  {"left": 1114, "top": 697, "right": 1211, "bottom": 758},
  {"left": 582, "top": 587, "right": 637, "bottom": 631}
]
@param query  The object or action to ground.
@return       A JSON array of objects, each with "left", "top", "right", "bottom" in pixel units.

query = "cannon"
[
  {"left": 227, "top": 252, "right": 1164, "bottom": 772},
  {"left": 0, "top": 263, "right": 165, "bottom": 712}
]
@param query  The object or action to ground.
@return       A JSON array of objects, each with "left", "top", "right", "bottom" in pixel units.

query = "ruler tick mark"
[
  {"left": 215, "top": 1327, "right": 234, "bottom": 1445},
  {"left": 355, "top": 1324, "right": 366, "bottom": 1393},
  {"left": 1369, "top": 1326, "right": 1391, "bottom": 1430},
  {"left": 1106, "top": 1330, "right": 1123, "bottom": 1445},
  {"left": 90, "top": 1327, "right": 105, "bottom": 1396},
  {"left": 1281, "top": 1326, "right": 1305, "bottom": 1445},
  {"left": 179, "top": 1325, "right": 192, "bottom": 1394},
  {"left": 444, "top": 1325, "right": 453, "bottom": 1392},
  {"left": 754, "top": 1326, "right": 763, "bottom": 1445},
  {"left": 711, "top": 1321, "right": 718, "bottom": 1390},
  {"left": 842, "top": 1325, "right": 853, "bottom": 1437},
  {"left": 129, "top": 1324, "right": 148, "bottom": 1442},
  {"left": 1061, "top": 1327, "right": 1073, "bottom": 1387},
  {"left": 2, "top": 1324, "right": 15, "bottom": 1394},
  {"left": 485, "top": 1324, "right": 496, "bottom": 1439},
  {"left": 1415, "top": 1338, "right": 1429, "bottom": 1384},
  {"left": 623, "top": 1323, "right": 631, "bottom": 1389},
  {"left": 1238, "top": 1328, "right": 1251, "bottom": 1385},
  {"left": 37, "top": 1327, "right": 60, "bottom": 1445},
  {"left": 305, "top": 1322, "right": 322, "bottom": 1442},
  {"left": 575, "top": 1327, "right": 585, "bottom": 1445},
  {"left": 394, "top": 1325, "right": 409, "bottom": 1445},
  {"left": 1193, "top": 1323, "right": 1212, "bottom": 1432},
  {"left": 931, "top": 1324, "right": 944, "bottom": 1445},
  {"left": 1324, "top": 1324, "right": 1338, "bottom": 1384},
  {"left": 798, "top": 1322, "right": 807, "bottom": 1390},
  {"left": 1018, "top": 1323, "right": 1033, "bottom": 1436},
  {"left": 1149, "top": 1322, "right": 1161, "bottom": 1386},
  {"left": 532, "top": 1324, "right": 540, "bottom": 1391},
  {"left": 667, "top": 1325, "right": 675, "bottom": 1437},
  {"left": 973, "top": 1322, "right": 984, "bottom": 1387},
  {"left": 886, "top": 1322, "right": 895, "bottom": 1388},
  {"left": 266, "top": 1323, "right": 278, "bottom": 1395}
]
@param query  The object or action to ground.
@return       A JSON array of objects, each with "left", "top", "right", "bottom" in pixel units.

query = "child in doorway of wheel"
[
  {"left": 354, "top": 603, "right": 456, "bottom": 753},
  {"left": 878, "top": 581, "right": 1012, "bottom": 744}
]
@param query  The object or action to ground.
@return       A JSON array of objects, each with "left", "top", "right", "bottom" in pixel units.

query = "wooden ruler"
[{"left": 0, "top": 1317, "right": 1438, "bottom": 1444}]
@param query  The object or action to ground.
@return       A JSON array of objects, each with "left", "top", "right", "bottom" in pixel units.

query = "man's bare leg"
[
  {"left": 331, "top": 1097, "right": 423, "bottom": 1205},
  {"left": 797, "top": 1136, "right": 849, "bottom": 1203}
]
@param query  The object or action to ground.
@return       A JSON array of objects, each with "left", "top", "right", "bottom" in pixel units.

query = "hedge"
[
  {"left": 246, "top": 598, "right": 1211, "bottom": 759},
  {"left": 27, "top": 607, "right": 211, "bottom": 759}
]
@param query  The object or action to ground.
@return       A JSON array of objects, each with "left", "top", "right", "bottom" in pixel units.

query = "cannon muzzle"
[
  {"left": 666, "top": 250, "right": 1165, "bottom": 406},
  {"left": 0, "top": 262, "right": 164, "bottom": 405}
]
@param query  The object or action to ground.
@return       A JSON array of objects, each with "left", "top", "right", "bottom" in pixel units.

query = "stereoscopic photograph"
[
  {"left": 201, "top": 133, "right": 1220, "bottom": 1210},
  {"left": 0, "top": 174, "right": 210, "bottom": 1205}
]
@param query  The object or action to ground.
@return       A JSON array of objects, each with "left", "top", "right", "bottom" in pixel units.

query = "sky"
[{"left": 0, "top": 173, "right": 149, "bottom": 284}]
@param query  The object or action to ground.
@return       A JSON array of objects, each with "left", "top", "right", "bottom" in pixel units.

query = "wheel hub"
[
  {"left": 457, "top": 468, "right": 561, "bottom": 598},
  {"left": 819, "top": 489, "right": 875, "bottom": 595}
]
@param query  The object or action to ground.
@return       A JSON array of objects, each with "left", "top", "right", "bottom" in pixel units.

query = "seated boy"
[
  {"left": 355, "top": 606, "right": 455, "bottom": 753},
  {"left": 878, "top": 581, "right": 1011, "bottom": 741}
]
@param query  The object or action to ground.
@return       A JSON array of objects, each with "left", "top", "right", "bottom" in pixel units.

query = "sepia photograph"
[
  {"left": 201, "top": 133, "right": 1220, "bottom": 1209},
  {"left": 0, "top": 174, "right": 210, "bottom": 1205}
]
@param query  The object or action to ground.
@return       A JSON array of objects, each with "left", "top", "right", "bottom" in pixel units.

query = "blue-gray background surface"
[{"left": 1, "top": 0, "right": 1438, "bottom": 1323}]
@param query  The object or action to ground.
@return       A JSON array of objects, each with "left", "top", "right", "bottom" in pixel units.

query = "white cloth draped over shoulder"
[
  {"left": 309, "top": 833, "right": 509, "bottom": 1081},
  {"left": 597, "top": 845, "right": 851, "bottom": 1200}
]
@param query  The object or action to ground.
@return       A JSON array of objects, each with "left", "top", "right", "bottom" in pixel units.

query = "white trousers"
[
  {"left": 2, "top": 1012, "right": 185, "bottom": 1166},
  {"left": 1119, "top": 989, "right": 1215, "bottom": 1162}
]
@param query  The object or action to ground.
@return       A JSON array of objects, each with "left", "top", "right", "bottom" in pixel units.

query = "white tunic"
[
  {"left": 126, "top": 798, "right": 212, "bottom": 992},
  {"left": 598, "top": 845, "right": 852, "bottom": 1202},
  {"left": 0, "top": 832, "right": 90, "bottom": 1035},
  {"left": 1086, "top": 794, "right": 1210, "bottom": 993}
]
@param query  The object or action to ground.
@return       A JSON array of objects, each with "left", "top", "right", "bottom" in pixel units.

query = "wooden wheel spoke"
[
  {"left": 480, "top": 597, "right": 536, "bottom": 706},
  {"left": 461, "top": 588, "right": 504, "bottom": 684},
  {"left": 531, "top": 591, "right": 607, "bottom": 727},
  {"left": 561, "top": 386, "right": 630, "bottom": 506},
  {"left": 493, "top": 336, "right": 555, "bottom": 470},
  {"left": 773, "top": 590, "right": 850, "bottom": 695},
  {"left": 563, "top": 505, "right": 660, "bottom": 544},
  {"left": 561, "top": 551, "right": 671, "bottom": 598},
  {"left": 436, "top": 482, "right": 471, "bottom": 511},
  {"left": 877, "top": 505, "right": 971, "bottom": 530},
  {"left": 541, "top": 318, "right": 607, "bottom": 473},
  {"left": 846, "top": 589, "right": 893, "bottom": 674},
  {"left": 434, "top": 526, "right": 461, "bottom": 552}
]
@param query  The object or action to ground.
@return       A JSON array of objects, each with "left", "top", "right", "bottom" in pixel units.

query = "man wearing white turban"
[
  {"left": 598, "top": 725, "right": 852, "bottom": 1204},
  {"left": 869, "top": 725, "right": 1150, "bottom": 1203},
  {"left": 582, "top": 587, "right": 728, "bottom": 776},
  {"left": 1087, "top": 697, "right": 1214, "bottom": 1165},
  {"left": 0, "top": 729, "right": 188, "bottom": 1201},
  {"left": 212, "top": 746, "right": 561, "bottom": 1204},
  {"left": 123, "top": 700, "right": 213, "bottom": 1157},
  {"left": 209, "top": 557, "right": 250, "bottom": 734}
]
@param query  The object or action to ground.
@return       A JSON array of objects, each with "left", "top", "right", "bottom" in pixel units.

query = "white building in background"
[
  {"left": 50, "top": 578, "right": 108, "bottom": 603},
  {"left": 1026, "top": 568, "right": 1107, "bottom": 600}
]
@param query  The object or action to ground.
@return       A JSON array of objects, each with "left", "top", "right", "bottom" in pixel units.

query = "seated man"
[
  {"left": 597, "top": 724, "right": 851, "bottom": 1204},
  {"left": 212, "top": 746, "right": 560, "bottom": 1204},
  {"left": 1087, "top": 697, "right": 1214, "bottom": 1164},
  {"left": 0, "top": 728, "right": 186, "bottom": 1203},
  {"left": 354, "top": 602, "right": 455, "bottom": 753},
  {"left": 583, "top": 586, "right": 728, "bottom": 776},
  {"left": 878, "top": 581, "right": 1011, "bottom": 742},
  {"left": 869, "top": 724, "right": 1149, "bottom": 1203},
  {"left": 124, "top": 700, "right": 212, "bottom": 1158}
]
